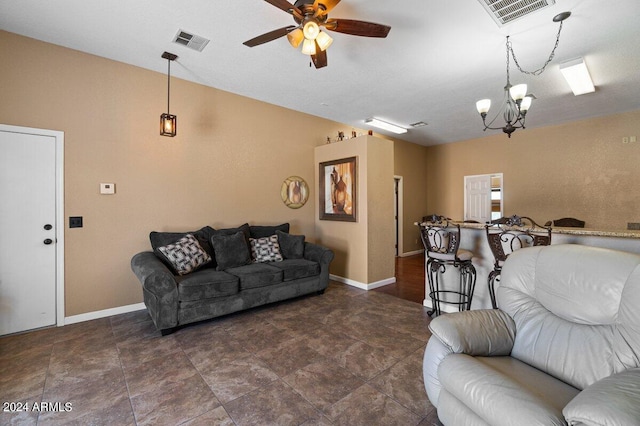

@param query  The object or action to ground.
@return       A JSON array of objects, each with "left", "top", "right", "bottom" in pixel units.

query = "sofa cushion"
[
  {"left": 249, "top": 223, "right": 289, "bottom": 239},
  {"left": 269, "top": 259, "right": 319, "bottom": 281},
  {"left": 276, "top": 230, "right": 304, "bottom": 259},
  {"left": 176, "top": 269, "right": 239, "bottom": 301},
  {"left": 225, "top": 263, "right": 283, "bottom": 290},
  {"left": 150, "top": 226, "right": 216, "bottom": 270},
  {"left": 210, "top": 231, "right": 252, "bottom": 271},
  {"left": 156, "top": 234, "right": 212, "bottom": 276},
  {"left": 439, "top": 354, "right": 579, "bottom": 426},
  {"left": 250, "top": 235, "right": 283, "bottom": 263}
]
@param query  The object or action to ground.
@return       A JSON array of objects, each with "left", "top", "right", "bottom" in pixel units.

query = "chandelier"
[{"left": 476, "top": 12, "right": 571, "bottom": 138}]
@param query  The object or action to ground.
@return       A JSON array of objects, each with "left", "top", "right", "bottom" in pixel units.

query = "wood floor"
[{"left": 373, "top": 254, "right": 425, "bottom": 305}]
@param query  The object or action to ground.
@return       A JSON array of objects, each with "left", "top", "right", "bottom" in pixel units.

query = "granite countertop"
[
  {"left": 457, "top": 222, "right": 640, "bottom": 239},
  {"left": 415, "top": 221, "right": 640, "bottom": 239}
]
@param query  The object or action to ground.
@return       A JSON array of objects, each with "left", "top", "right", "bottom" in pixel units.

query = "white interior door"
[
  {"left": 0, "top": 129, "right": 58, "bottom": 335},
  {"left": 464, "top": 174, "right": 491, "bottom": 223}
]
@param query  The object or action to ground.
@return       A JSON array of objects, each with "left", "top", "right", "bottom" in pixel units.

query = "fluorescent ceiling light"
[
  {"left": 560, "top": 58, "right": 595, "bottom": 96},
  {"left": 365, "top": 118, "right": 408, "bottom": 134}
]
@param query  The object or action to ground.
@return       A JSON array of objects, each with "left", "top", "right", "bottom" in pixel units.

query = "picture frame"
[
  {"left": 319, "top": 156, "right": 357, "bottom": 222},
  {"left": 281, "top": 176, "right": 309, "bottom": 209}
]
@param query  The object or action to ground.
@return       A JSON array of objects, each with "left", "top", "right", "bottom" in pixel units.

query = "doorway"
[
  {"left": 0, "top": 124, "right": 65, "bottom": 335},
  {"left": 464, "top": 173, "right": 503, "bottom": 223},
  {"left": 394, "top": 176, "right": 404, "bottom": 257}
]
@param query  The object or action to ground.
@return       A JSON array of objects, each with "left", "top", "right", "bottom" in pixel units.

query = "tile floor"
[{"left": 0, "top": 281, "right": 442, "bottom": 426}]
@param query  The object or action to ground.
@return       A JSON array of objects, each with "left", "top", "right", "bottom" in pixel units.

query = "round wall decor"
[{"left": 281, "top": 176, "right": 309, "bottom": 209}]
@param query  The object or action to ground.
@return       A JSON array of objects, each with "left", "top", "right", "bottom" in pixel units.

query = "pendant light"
[
  {"left": 160, "top": 52, "right": 178, "bottom": 137},
  {"left": 476, "top": 12, "right": 571, "bottom": 138}
]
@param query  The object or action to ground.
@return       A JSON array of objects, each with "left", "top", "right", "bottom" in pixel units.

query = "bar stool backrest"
[
  {"left": 486, "top": 215, "right": 551, "bottom": 265},
  {"left": 419, "top": 215, "right": 461, "bottom": 260}
]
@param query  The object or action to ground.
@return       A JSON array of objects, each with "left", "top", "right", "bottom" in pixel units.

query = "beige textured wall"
[
  {"left": 314, "top": 136, "right": 395, "bottom": 284},
  {"left": 425, "top": 109, "right": 640, "bottom": 230},
  {"left": 1, "top": 30, "right": 363, "bottom": 316},
  {"left": 393, "top": 139, "right": 429, "bottom": 254},
  {"left": 365, "top": 138, "right": 395, "bottom": 283}
]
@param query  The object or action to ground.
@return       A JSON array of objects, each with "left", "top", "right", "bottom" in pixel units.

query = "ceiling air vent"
[
  {"left": 477, "top": 0, "right": 556, "bottom": 26},
  {"left": 173, "top": 30, "right": 210, "bottom": 52}
]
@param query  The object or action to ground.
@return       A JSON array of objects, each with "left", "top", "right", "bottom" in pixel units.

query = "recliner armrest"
[
  {"left": 563, "top": 368, "right": 640, "bottom": 426},
  {"left": 429, "top": 309, "right": 516, "bottom": 356}
]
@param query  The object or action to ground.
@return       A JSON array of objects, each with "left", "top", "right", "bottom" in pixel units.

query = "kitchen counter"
[{"left": 417, "top": 221, "right": 640, "bottom": 312}]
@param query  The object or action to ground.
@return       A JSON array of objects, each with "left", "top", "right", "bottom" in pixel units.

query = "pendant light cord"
[
  {"left": 508, "top": 19, "right": 565, "bottom": 76},
  {"left": 167, "top": 58, "right": 171, "bottom": 114}
]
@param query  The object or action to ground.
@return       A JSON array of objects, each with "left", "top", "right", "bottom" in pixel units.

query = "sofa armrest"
[
  {"left": 131, "top": 251, "right": 179, "bottom": 330},
  {"left": 429, "top": 309, "right": 516, "bottom": 356},
  {"left": 303, "top": 242, "right": 334, "bottom": 265},
  {"left": 563, "top": 368, "right": 640, "bottom": 426}
]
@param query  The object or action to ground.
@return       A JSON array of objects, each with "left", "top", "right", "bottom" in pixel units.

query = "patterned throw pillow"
[
  {"left": 157, "top": 234, "right": 212, "bottom": 275},
  {"left": 250, "top": 235, "right": 284, "bottom": 263}
]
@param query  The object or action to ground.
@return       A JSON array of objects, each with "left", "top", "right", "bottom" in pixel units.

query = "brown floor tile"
[
  {"left": 123, "top": 350, "right": 199, "bottom": 398},
  {"left": 326, "top": 384, "right": 423, "bottom": 426},
  {"left": 369, "top": 348, "right": 435, "bottom": 417},
  {"left": 328, "top": 340, "right": 400, "bottom": 381},
  {"left": 282, "top": 358, "right": 364, "bottom": 412},
  {"left": 117, "top": 333, "right": 182, "bottom": 370},
  {"left": 198, "top": 351, "right": 279, "bottom": 403},
  {"left": 46, "top": 345, "right": 121, "bottom": 390},
  {"left": 254, "top": 335, "right": 325, "bottom": 377},
  {"left": 181, "top": 405, "right": 235, "bottom": 426},
  {"left": 39, "top": 368, "right": 133, "bottom": 425},
  {"left": 225, "top": 379, "right": 319, "bottom": 426},
  {"left": 0, "top": 346, "right": 51, "bottom": 402},
  {"left": 130, "top": 374, "right": 220, "bottom": 426}
]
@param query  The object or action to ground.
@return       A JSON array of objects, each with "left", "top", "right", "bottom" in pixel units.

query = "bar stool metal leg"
[{"left": 487, "top": 267, "right": 500, "bottom": 309}]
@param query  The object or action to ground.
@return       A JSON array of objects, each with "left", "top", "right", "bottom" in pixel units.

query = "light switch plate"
[{"left": 100, "top": 183, "right": 115, "bottom": 194}]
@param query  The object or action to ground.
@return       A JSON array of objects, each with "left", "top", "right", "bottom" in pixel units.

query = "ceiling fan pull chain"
[{"left": 509, "top": 20, "right": 564, "bottom": 76}]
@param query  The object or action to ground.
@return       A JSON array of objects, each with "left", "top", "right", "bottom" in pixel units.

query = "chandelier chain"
[{"left": 508, "top": 21, "right": 564, "bottom": 76}]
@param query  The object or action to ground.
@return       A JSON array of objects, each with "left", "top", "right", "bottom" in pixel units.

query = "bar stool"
[
  {"left": 485, "top": 215, "right": 551, "bottom": 308},
  {"left": 419, "top": 215, "right": 476, "bottom": 317}
]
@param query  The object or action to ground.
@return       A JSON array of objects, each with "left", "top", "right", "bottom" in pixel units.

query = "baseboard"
[
  {"left": 330, "top": 274, "right": 396, "bottom": 290},
  {"left": 422, "top": 299, "right": 459, "bottom": 314},
  {"left": 64, "top": 302, "right": 146, "bottom": 326},
  {"left": 399, "top": 249, "right": 423, "bottom": 258}
]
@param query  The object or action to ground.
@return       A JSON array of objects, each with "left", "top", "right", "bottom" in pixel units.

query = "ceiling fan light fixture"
[
  {"left": 301, "top": 38, "right": 316, "bottom": 55},
  {"left": 365, "top": 118, "right": 408, "bottom": 135},
  {"left": 287, "top": 28, "right": 304, "bottom": 48},
  {"left": 303, "top": 20, "right": 320, "bottom": 40},
  {"left": 315, "top": 31, "right": 333, "bottom": 51},
  {"left": 559, "top": 57, "right": 595, "bottom": 96}
]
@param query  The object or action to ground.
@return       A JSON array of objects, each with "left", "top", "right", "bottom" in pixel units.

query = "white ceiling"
[{"left": 1, "top": 0, "right": 639, "bottom": 145}]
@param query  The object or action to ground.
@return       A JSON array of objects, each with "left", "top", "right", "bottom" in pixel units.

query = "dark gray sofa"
[{"left": 131, "top": 223, "right": 334, "bottom": 335}]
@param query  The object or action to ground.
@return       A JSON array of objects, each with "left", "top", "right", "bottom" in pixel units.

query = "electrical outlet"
[
  {"left": 631, "top": 136, "right": 637, "bottom": 143},
  {"left": 622, "top": 137, "right": 629, "bottom": 144}
]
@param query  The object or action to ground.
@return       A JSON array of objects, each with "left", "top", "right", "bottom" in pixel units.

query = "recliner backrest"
[{"left": 498, "top": 244, "right": 640, "bottom": 390}]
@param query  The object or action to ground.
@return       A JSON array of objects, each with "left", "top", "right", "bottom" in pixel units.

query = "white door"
[
  {"left": 0, "top": 130, "right": 58, "bottom": 335},
  {"left": 464, "top": 175, "right": 491, "bottom": 223}
]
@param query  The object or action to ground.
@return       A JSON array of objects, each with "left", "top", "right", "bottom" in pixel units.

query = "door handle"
[
  {"left": 44, "top": 239, "right": 53, "bottom": 245},
  {"left": 44, "top": 224, "right": 53, "bottom": 230}
]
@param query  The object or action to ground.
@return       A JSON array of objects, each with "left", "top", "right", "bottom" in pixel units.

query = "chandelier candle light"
[
  {"left": 476, "top": 12, "right": 571, "bottom": 138},
  {"left": 160, "top": 51, "right": 178, "bottom": 137}
]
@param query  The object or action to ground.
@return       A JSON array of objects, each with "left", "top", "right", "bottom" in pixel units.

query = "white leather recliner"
[{"left": 423, "top": 244, "right": 640, "bottom": 426}]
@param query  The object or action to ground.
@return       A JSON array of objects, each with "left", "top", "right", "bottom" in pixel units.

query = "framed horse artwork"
[{"left": 319, "top": 157, "right": 357, "bottom": 222}]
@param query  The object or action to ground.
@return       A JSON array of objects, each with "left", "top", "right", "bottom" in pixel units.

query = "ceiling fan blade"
[
  {"left": 324, "top": 19, "right": 391, "bottom": 38},
  {"left": 243, "top": 26, "right": 296, "bottom": 47},
  {"left": 263, "top": 0, "right": 302, "bottom": 15},
  {"left": 311, "top": 40, "right": 328, "bottom": 69},
  {"left": 313, "top": 0, "right": 341, "bottom": 16}
]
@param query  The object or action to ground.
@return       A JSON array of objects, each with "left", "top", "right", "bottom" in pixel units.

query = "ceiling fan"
[{"left": 243, "top": 0, "right": 391, "bottom": 69}]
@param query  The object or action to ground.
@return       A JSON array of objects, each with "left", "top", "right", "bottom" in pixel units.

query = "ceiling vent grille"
[
  {"left": 477, "top": 0, "right": 556, "bottom": 26},
  {"left": 173, "top": 30, "right": 210, "bottom": 52}
]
